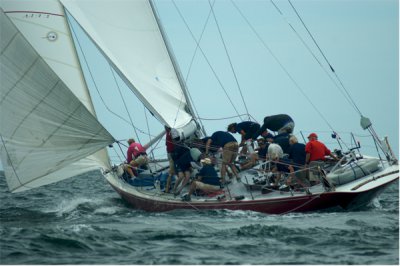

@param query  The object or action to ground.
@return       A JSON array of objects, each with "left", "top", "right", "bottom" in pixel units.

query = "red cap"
[{"left": 308, "top": 133, "right": 318, "bottom": 138}]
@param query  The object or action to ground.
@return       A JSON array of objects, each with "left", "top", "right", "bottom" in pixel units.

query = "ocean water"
[{"left": 0, "top": 171, "right": 398, "bottom": 265}]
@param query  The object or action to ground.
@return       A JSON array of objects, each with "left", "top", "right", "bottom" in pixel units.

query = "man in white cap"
[{"left": 182, "top": 157, "right": 221, "bottom": 201}]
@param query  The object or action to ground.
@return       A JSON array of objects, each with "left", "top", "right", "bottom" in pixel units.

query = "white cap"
[
  {"left": 200, "top": 158, "right": 212, "bottom": 164},
  {"left": 190, "top": 148, "right": 202, "bottom": 161},
  {"left": 268, "top": 143, "right": 284, "bottom": 160},
  {"left": 171, "top": 128, "right": 180, "bottom": 140}
]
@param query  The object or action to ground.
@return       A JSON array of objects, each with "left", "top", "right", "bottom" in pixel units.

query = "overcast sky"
[
  {"left": 1, "top": 0, "right": 398, "bottom": 169},
  {"left": 99, "top": 0, "right": 398, "bottom": 163},
  {"left": 165, "top": 0, "right": 399, "bottom": 154}
]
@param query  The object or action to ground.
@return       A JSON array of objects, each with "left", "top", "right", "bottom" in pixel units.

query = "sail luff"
[
  {"left": 61, "top": 6, "right": 114, "bottom": 170},
  {"left": 60, "top": 8, "right": 99, "bottom": 119},
  {"left": 149, "top": 0, "right": 203, "bottom": 135}
]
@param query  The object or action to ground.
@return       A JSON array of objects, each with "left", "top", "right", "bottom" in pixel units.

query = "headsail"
[
  {"left": 0, "top": 6, "right": 115, "bottom": 192},
  {"left": 60, "top": 0, "right": 198, "bottom": 136}
]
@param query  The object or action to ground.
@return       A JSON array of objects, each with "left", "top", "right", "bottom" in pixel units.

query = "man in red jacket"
[
  {"left": 305, "top": 133, "right": 338, "bottom": 185},
  {"left": 124, "top": 138, "right": 148, "bottom": 179}
]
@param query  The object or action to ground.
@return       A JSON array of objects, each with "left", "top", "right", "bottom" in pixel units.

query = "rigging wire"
[
  {"left": 109, "top": 65, "right": 141, "bottom": 143},
  {"left": 67, "top": 14, "right": 131, "bottom": 126},
  {"left": 66, "top": 11, "right": 156, "bottom": 142},
  {"left": 152, "top": 1, "right": 206, "bottom": 136},
  {"left": 175, "top": 0, "right": 216, "bottom": 132},
  {"left": 284, "top": 0, "right": 394, "bottom": 160},
  {"left": 270, "top": 0, "right": 359, "bottom": 118},
  {"left": 171, "top": 0, "right": 243, "bottom": 120},
  {"left": 146, "top": 136, "right": 164, "bottom": 159},
  {"left": 144, "top": 105, "right": 156, "bottom": 161},
  {"left": 230, "top": 0, "right": 336, "bottom": 132},
  {"left": 367, "top": 126, "right": 388, "bottom": 158},
  {"left": 171, "top": 90, "right": 185, "bottom": 129},
  {"left": 143, "top": 106, "right": 152, "bottom": 143},
  {"left": 198, "top": 113, "right": 254, "bottom": 121},
  {"left": 112, "top": 143, "right": 125, "bottom": 163},
  {"left": 208, "top": 0, "right": 249, "bottom": 121},
  {"left": 287, "top": 0, "right": 363, "bottom": 117}
]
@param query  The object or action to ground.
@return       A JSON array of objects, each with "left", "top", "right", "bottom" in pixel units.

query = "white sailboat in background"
[{"left": 0, "top": 0, "right": 398, "bottom": 214}]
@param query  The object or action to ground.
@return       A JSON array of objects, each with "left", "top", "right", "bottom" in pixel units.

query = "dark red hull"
[{"left": 108, "top": 178, "right": 397, "bottom": 214}]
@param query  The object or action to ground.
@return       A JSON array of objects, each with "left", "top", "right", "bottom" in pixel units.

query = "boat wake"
[{"left": 50, "top": 196, "right": 131, "bottom": 220}]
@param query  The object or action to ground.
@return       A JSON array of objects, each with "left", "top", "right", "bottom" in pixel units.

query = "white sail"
[
  {"left": 0, "top": 0, "right": 113, "bottom": 173},
  {"left": 60, "top": 0, "right": 196, "bottom": 132},
  {"left": 0, "top": 7, "right": 114, "bottom": 192},
  {"left": 1, "top": 0, "right": 94, "bottom": 112}
]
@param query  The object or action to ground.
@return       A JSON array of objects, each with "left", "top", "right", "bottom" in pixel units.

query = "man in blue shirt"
[
  {"left": 228, "top": 121, "right": 260, "bottom": 169},
  {"left": 182, "top": 158, "right": 222, "bottom": 201},
  {"left": 288, "top": 135, "right": 306, "bottom": 166},
  {"left": 205, "top": 131, "right": 239, "bottom": 182},
  {"left": 253, "top": 114, "right": 294, "bottom": 139},
  {"left": 228, "top": 121, "right": 260, "bottom": 142}
]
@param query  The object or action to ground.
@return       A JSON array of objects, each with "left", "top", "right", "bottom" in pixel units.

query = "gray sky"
[
  {"left": 162, "top": 0, "right": 399, "bottom": 154},
  {"left": 97, "top": 0, "right": 398, "bottom": 163},
  {"left": 1, "top": 0, "right": 398, "bottom": 169}
]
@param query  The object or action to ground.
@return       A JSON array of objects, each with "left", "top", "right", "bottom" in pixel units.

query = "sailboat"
[{"left": 0, "top": 0, "right": 398, "bottom": 214}]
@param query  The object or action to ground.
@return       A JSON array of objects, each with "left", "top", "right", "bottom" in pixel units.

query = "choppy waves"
[{"left": 0, "top": 171, "right": 398, "bottom": 264}]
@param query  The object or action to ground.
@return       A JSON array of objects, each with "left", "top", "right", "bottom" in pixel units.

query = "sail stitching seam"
[{"left": 0, "top": 36, "right": 39, "bottom": 106}]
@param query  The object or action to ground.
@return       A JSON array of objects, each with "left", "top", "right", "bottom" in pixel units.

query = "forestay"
[{"left": 0, "top": 8, "right": 114, "bottom": 192}]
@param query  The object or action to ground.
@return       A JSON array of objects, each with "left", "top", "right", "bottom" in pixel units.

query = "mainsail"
[
  {"left": 0, "top": 3, "right": 114, "bottom": 192},
  {"left": 60, "top": 0, "right": 198, "bottom": 136}
]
